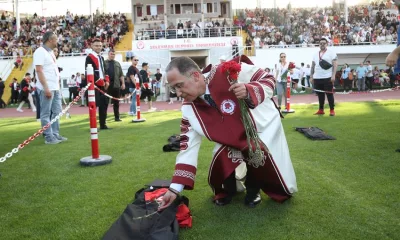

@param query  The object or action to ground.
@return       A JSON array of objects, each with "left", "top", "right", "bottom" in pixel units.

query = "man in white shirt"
[
  {"left": 310, "top": 37, "right": 338, "bottom": 116},
  {"left": 67, "top": 74, "right": 76, "bottom": 102},
  {"left": 304, "top": 64, "right": 312, "bottom": 88},
  {"left": 34, "top": 31, "right": 67, "bottom": 144}
]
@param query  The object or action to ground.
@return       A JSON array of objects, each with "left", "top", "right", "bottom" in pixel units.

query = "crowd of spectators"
[
  {"left": 135, "top": 18, "right": 238, "bottom": 40},
  {"left": 235, "top": 0, "right": 399, "bottom": 49},
  {"left": 0, "top": 10, "right": 128, "bottom": 58}
]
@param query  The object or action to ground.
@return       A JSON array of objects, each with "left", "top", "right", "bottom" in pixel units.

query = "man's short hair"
[
  {"left": 108, "top": 49, "right": 115, "bottom": 53},
  {"left": 42, "top": 31, "right": 55, "bottom": 44},
  {"left": 92, "top": 38, "right": 102, "bottom": 44},
  {"left": 165, "top": 57, "right": 200, "bottom": 76},
  {"left": 25, "top": 73, "right": 31, "bottom": 76},
  {"left": 142, "top": 62, "right": 148, "bottom": 67},
  {"left": 366, "top": 60, "right": 370, "bottom": 63},
  {"left": 320, "top": 37, "right": 329, "bottom": 43}
]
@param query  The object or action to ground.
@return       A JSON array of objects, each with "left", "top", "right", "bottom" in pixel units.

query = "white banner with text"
[{"left": 132, "top": 37, "right": 243, "bottom": 51}]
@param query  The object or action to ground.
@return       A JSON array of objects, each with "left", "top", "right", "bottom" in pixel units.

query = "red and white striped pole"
[
  {"left": 282, "top": 75, "right": 295, "bottom": 113},
  {"left": 132, "top": 82, "right": 146, "bottom": 123},
  {"left": 80, "top": 64, "right": 112, "bottom": 166}
]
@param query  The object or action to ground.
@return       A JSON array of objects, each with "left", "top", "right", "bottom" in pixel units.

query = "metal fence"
[{"left": 135, "top": 26, "right": 242, "bottom": 40}]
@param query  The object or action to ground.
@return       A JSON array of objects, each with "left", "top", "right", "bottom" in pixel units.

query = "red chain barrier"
[
  {"left": 0, "top": 84, "right": 91, "bottom": 163},
  {"left": 94, "top": 86, "right": 133, "bottom": 101}
]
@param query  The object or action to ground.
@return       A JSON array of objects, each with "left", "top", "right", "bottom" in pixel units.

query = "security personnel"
[{"left": 105, "top": 49, "right": 125, "bottom": 121}]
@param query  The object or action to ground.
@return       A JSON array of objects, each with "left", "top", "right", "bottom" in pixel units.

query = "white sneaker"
[
  {"left": 17, "top": 109, "right": 23, "bottom": 112},
  {"left": 292, "top": 90, "right": 298, "bottom": 93},
  {"left": 300, "top": 91, "right": 305, "bottom": 93},
  {"left": 148, "top": 108, "right": 156, "bottom": 112},
  {"left": 36, "top": 119, "right": 41, "bottom": 122},
  {"left": 45, "top": 138, "right": 61, "bottom": 145},
  {"left": 128, "top": 112, "right": 133, "bottom": 116},
  {"left": 32, "top": 109, "right": 37, "bottom": 112},
  {"left": 54, "top": 135, "right": 68, "bottom": 142}
]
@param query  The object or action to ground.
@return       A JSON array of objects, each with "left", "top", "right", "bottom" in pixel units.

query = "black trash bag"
[
  {"left": 163, "top": 135, "right": 180, "bottom": 152},
  {"left": 102, "top": 186, "right": 180, "bottom": 240},
  {"left": 295, "top": 127, "right": 336, "bottom": 140}
]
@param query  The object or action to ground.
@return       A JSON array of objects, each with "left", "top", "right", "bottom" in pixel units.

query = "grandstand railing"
[
  {"left": 252, "top": 41, "right": 397, "bottom": 49},
  {"left": 134, "top": 26, "right": 242, "bottom": 40}
]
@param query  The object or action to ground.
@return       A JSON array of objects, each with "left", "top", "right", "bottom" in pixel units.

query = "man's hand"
[
  {"left": 331, "top": 76, "right": 335, "bottom": 83},
  {"left": 310, "top": 76, "right": 314, "bottom": 85},
  {"left": 121, "top": 84, "right": 125, "bottom": 90},
  {"left": 228, "top": 83, "right": 248, "bottom": 99},
  {"left": 44, "top": 89, "right": 52, "bottom": 99},
  {"left": 105, "top": 81, "right": 110, "bottom": 90},
  {"left": 158, "top": 190, "right": 178, "bottom": 211},
  {"left": 386, "top": 51, "right": 399, "bottom": 67}
]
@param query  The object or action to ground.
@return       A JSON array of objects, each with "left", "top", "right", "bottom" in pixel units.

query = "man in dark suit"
[
  {"left": 105, "top": 49, "right": 125, "bottom": 121},
  {"left": 9, "top": 78, "right": 19, "bottom": 105},
  {"left": 0, "top": 77, "right": 6, "bottom": 108},
  {"left": 85, "top": 38, "right": 110, "bottom": 129},
  {"left": 177, "top": 20, "right": 184, "bottom": 29}
]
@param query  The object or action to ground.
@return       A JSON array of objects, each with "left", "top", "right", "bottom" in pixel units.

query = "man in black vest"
[
  {"left": 85, "top": 38, "right": 110, "bottom": 129},
  {"left": 105, "top": 50, "right": 125, "bottom": 121}
]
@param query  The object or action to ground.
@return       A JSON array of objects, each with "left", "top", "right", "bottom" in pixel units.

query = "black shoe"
[
  {"left": 244, "top": 193, "right": 261, "bottom": 208},
  {"left": 80, "top": 105, "right": 85, "bottom": 107},
  {"left": 115, "top": 118, "right": 122, "bottom": 122},
  {"left": 214, "top": 196, "right": 232, "bottom": 206},
  {"left": 100, "top": 125, "right": 111, "bottom": 130}
]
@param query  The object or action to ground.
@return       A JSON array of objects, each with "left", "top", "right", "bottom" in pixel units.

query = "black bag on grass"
[
  {"left": 295, "top": 127, "right": 336, "bottom": 140},
  {"left": 102, "top": 186, "right": 180, "bottom": 240},
  {"left": 163, "top": 135, "right": 180, "bottom": 152}
]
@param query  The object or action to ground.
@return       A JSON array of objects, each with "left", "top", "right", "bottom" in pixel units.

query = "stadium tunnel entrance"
[{"left": 170, "top": 50, "right": 209, "bottom": 69}]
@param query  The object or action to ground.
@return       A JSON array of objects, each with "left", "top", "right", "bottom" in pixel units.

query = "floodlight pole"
[{"left": 16, "top": 0, "right": 20, "bottom": 37}]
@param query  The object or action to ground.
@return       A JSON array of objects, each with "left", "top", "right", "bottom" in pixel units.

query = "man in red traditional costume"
[
  {"left": 159, "top": 56, "right": 297, "bottom": 209},
  {"left": 85, "top": 38, "right": 110, "bottom": 129}
]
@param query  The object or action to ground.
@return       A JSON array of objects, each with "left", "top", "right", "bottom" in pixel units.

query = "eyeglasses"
[
  {"left": 280, "top": 56, "right": 286, "bottom": 58},
  {"left": 169, "top": 81, "right": 185, "bottom": 94},
  {"left": 133, "top": 59, "right": 139, "bottom": 61}
]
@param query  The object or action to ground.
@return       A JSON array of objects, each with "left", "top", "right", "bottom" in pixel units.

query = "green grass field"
[{"left": 0, "top": 100, "right": 399, "bottom": 240}]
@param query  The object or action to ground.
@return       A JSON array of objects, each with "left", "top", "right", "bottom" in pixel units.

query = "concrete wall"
[{"left": 250, "top": 44, "right": 397, "bottom": 70}]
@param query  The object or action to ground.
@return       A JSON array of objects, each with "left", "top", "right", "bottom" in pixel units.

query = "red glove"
[
  {"left": 144, "top": 83, "right": 149, "bottom": 89},
  {"left": 22, "top": 86, "right": 28, "bottom": 92},
  {"left": 105, "top": 75, "right": 110, "bottom": 83},
  {"left": 95, "top": 79, "right": 105, "bottom": 87}
]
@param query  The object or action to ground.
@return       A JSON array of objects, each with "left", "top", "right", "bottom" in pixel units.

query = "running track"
[{"left": 1, "top": 91, "right": 399, "bottom": 119}]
